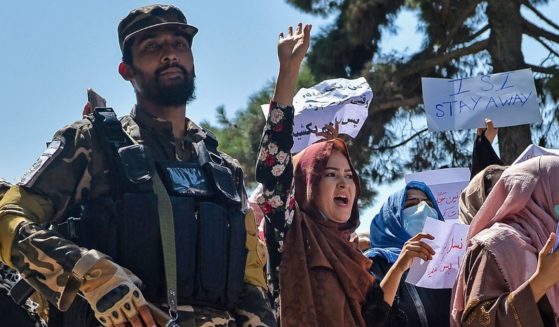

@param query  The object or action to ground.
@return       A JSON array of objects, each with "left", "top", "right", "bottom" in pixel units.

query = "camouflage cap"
[{"left": 118, "top": 4, "right": 198, "bottom": 52}]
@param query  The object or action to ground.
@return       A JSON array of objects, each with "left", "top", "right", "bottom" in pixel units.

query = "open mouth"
[{"left": 334, "top": 195, "right": 349, "bottom": 205}]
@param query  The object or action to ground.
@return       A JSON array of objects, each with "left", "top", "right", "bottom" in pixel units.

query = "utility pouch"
[
  {"left": 226, "top": 209, "right": 247, "bottom": 307},
  {"left": 197, "top": 201, "right": 228, "bottom": 304},
  {"left": 59, "top": 199, "right": 119, "bottom": 260},
  {"left": 193, "top": 140, "right": 241, "bottom": 203},
  {"left": 205, "top": 162, "right": 240, "bottom": 204},
  {"left": 117, "top": 144, "right": 152, "bottom": 184},
  {"left": 119, "top": 192, "right": 165, "bottom": 301},
  {"left": 170, "top": 196, "right": 197, "bottom": 301}
]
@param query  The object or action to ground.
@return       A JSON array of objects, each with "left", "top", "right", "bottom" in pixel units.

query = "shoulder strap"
[
  {"left": 404, "top": 282, "right": 429, "bottom": 327},
  {"left": 89, "top": 108, "right": 178, "bottom": 321},
  {"left": 88, "top": 107, "right": 136, "bottom": 197}
]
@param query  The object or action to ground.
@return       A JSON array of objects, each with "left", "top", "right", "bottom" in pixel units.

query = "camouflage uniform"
[{"left": 0, "top": 107, "right": 275, "bottom": 327}]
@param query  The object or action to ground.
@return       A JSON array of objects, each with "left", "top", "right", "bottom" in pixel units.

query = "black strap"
[
  {"left": 89, "top": 108, "right": 135, "bottom": 198},
  {"left": 8, "top": 279, "right": 35, "bottom": 306},
  {"left": 404, "top": 282, "right": 429, "bottom": 327}
]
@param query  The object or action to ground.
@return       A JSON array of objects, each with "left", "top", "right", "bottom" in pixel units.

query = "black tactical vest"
[{"left": 57, "top": 108, "right": 247, "bottom": 310}]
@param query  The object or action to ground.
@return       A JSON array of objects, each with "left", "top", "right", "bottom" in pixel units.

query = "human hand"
[
  {"left": 394, "top": 233, "right": 435, "bottom": 273},
  {"left": 476, "top": 118, "right": 498, "bottom": 144},
  {"left": 277, "top": 23, "right": 311, "bottom": 72},
  {"left": 80, "top": 259, "right": 156, "bottom": 327},
  {"left": 83, "top": 101, "right": 93, "bottom": 118},
  {"left": 532, "top": 233, "right": 559, "bottom": 291},
  {"left": 314, "top": 121, "right": 340, "bottom": 141}
]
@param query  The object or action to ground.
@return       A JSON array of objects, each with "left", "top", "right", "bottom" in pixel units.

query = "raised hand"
[
  {"left": 476, "top": 118, "right": 498, "bottom": 144},
  {"left": 272, "top": 23, "right": 312, "bottom": 106},
  {"left": 278, "top": 23, "right": 311, "bottom": 71},
  {"left": 394, "top": 233, "right": 436, "bottom": 272}
]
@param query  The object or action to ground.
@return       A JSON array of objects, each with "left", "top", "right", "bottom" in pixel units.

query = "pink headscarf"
[{"left": 452, "top": 156, "right": 559, "bottom": 323}]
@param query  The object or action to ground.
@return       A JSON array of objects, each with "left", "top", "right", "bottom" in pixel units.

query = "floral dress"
[
  {"left": 255, "top": 102, "right": 296, "bottom": 311},
  {"left": 255, "top": 102, "right": 406, "bottom": 327}
]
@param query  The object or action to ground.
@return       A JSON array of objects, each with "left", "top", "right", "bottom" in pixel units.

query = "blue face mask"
[
  {"left": 555, "top": 204, "right": 559, "bottom": 221},
  {"left": 402, "top": 201, "right": 439, "bottom": 236}
]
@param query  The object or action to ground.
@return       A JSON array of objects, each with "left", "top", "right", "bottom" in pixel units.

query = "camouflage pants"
[{"left": 174, "top": 284, "right": 276, "bottom": 327}]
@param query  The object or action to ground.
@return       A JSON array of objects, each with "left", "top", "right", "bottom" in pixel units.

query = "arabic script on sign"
[
  {"left": 405, "top": 218, "right": 469, "bottom": 289},
  {"left": 262, "top": 77, "right": 372, "bottom": 153}
]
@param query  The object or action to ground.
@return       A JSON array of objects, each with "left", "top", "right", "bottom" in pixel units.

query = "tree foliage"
[
  {"left": 201, "top": 65, "right": 317, "bottom": 188},
  {"left": 206, "top": 0, "right": 559, "bottom": 205},
  {"left": 284, "top": 0, "right": 559, "bottom": 204}
]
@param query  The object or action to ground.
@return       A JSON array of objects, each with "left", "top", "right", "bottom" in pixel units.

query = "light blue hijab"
[{"left": 365, "top": 181, "right": 444, "bottom": 264}]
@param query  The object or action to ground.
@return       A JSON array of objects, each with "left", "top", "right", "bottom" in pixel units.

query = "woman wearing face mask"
[
  {"left": 451, "top": 156, "right": 559, "bottom": 326},
  {"left": 366, "top": 181, "right": 449, "bottom": 327},
  {"left": 255, "top": 23, "right": 430, "bottom": 326}
]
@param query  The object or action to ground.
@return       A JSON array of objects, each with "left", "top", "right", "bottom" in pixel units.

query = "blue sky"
[
  {"left": 0, "top": 1, "right": 332, "bottom": 181},
  {"left": 1, "top": 1, "right": 558, "bottom": 232}
]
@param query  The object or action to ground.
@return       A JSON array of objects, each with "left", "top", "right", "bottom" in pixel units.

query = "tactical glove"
[{"left": 77, "top": 255, "right": 148, "bottom": 326}]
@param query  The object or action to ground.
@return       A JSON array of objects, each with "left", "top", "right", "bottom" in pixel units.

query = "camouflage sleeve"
[
  {"left": 19, "top": 120, "right": 99, "bottom": 220},
  {"left": 0, "top": 120, "right": 101, "bottom": 310}
]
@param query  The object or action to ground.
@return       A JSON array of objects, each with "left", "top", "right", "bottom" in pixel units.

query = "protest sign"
[
  {"left": 261, "top": 77, "right": 371, "bottom": 153},
  {"left": 405, "top": 218, "right": 469, "bottom": 289},
  {"left": 422, "top": 68, "right": 542, "bottom": 132},
  {"left": 512, "top": 144, "right": 559, "bottom": 165},
  {"left": 405, "top": 168, "right": 470, "bottom": 220}
]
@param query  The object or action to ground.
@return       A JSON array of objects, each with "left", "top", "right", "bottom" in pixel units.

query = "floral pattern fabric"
[{"left": 255, "top": 102, "right": 296, "bottom": 311}]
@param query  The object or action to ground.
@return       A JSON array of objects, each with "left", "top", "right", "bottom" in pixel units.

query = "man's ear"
[{"left": 119, "top": 62, "right": 133, "bottom": 81}]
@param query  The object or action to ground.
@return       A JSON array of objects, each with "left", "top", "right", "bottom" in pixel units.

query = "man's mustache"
[{"left": 155, "top": 63, "right": 189, "bottom": 78}]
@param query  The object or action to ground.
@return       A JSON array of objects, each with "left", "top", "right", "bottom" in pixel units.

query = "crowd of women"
[
  {"left": 249, "top": 23, "right": 559, "bottom": 326},
  {"left": 1, "top": 22, "right": 558, "bottom": 327}
]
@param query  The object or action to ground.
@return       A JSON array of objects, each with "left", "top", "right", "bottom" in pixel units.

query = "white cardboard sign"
[
  {"left": 512, "top": 144, "right": 559, "bottom": 165},
  {"left": 262, "top": 77, "right": 372, "bottom": 153},
  {"left": 405, "top": 218, "right": 469, "bottom": 289},
  {"left": 422, "top": 69, "right": 541, "bottom": 132}
]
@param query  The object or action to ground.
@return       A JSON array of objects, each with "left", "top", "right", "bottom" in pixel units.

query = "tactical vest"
[{"left": 57, "top": 108, "right": 247, "bottom": 310}]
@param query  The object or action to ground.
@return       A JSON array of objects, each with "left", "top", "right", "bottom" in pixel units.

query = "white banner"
[
  {"left": 422, "top": 69, "right": 542, "bottom": 132},
  {"left": 405, "top": 218, "right": 469, "bottom": 289},
  {"left": 262, "top": 77, "right": 372, "bottom": 153}
]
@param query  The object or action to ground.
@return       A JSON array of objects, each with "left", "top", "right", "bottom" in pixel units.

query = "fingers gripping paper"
[{"left": 405, "top": 218, "right": 469, "bottom": 289}]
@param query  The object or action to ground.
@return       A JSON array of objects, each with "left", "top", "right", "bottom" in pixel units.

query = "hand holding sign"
[
  {"left": 394, "top": 233, "right": 435, "bottom": 272},
  {"left": 314, "top": 120, "right": 340, "bottom": 141},
  {"left": 476, "top": 118, "right": 498, "bottom": 144},
  {"left": 405, "top": 218, "right": 469, "bottom": 289},
  {"left": 262, "top": 77, "right": 372, "bottom": 153}
]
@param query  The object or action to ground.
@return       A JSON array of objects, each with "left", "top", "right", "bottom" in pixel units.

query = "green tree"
[
  {"left": 201, "top": 64, "right": 317, "bottom": 188},
  {"left": 283, "top": 0, "right": 559, "bottom": 202}
]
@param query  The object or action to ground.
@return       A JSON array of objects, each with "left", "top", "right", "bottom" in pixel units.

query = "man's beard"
[{"left": 133, "top": 63, "right": 196, "bottom": 106}]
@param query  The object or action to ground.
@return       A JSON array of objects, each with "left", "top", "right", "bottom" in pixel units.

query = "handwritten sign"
[
  {"left": 262, "top": 77, "right": 372, "bottom": 153},
  {"left": 406, "top": 218, "right": 469, "bottom": 289},
  {"left": 405, "top": 168, "right": 470, "bottom": 220},
  {"left": 422, "top": 69, "right": 542, "bottom": 132},
  {"left": 512, "top": 144, "right": 559, "bottom": 165}
]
